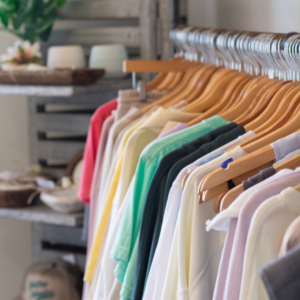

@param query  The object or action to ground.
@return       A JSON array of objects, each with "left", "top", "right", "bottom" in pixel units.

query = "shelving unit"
[
  {"left": 0, "top": 77, "right": 132, "bottom": 273},
  {"left": 0, "top": 0, "right": 182, "bottom": 281}
]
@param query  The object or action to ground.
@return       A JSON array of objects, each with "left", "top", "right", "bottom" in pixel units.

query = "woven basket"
[{"left": 0, "top": 187, "right": 37, "bottom": 208}]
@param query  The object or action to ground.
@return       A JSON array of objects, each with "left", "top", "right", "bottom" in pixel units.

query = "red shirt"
[{"left": 78, "top": 98, "right": 118, "bottom": 204}]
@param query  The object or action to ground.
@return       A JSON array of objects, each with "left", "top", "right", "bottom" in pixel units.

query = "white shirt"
[
  {"left": 143, "top": 131, "right": 255, "bottom": 300},
  {"left": 162, "top": 146, "right": 248, "bottom": 300},
  {"left": 90, "top": 178, "right": 135, "bottom": 300},
  {"left": 93, "top": 107, "right": 142, "bottom": 235},
  {"left": 240, "top": 187, "right": 300, "bottom": 300}
]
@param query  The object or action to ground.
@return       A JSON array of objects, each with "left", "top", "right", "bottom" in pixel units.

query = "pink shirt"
[
  {"left": 210, "top": 170, "right": 292, "bottom": 300},
  {"left": 213, "top": 218, "right": 237, "bottom": 300},
  {"left": 78, "top": 99, "right": 118, "bottom": 204},
  {"left": 224, "top": 170, "right": 300, "bottom": 300}
]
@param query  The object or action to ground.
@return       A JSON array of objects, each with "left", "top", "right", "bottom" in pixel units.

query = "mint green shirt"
[{"left": 110, "top": 116, "right": 228, "bottom": 299}]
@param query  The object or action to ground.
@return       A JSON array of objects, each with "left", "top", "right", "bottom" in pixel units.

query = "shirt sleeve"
[
  {"left": 78, "top": 99, "right": 118, "bottom": 204},
  {"left": 111, "top": 156, "right": 157, "bottom": 282}
]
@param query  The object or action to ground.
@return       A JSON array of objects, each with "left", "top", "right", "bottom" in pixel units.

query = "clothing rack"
[
  {"left": 169, "top": 26, "right": 300, "bottom": 81},
  {"left": 81, "top": 24, "right": 300, "bottom": 300}
]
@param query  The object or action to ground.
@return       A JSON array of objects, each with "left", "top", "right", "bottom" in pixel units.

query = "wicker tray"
[
  {"left": 0, "top": 68, "right": 105, "bottom": 85},
  {"left": 0, "top": 188, "right": 37, "bottom": 208}
]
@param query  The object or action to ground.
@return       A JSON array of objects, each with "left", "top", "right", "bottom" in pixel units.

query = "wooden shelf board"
[
  {"left": 0, "top": 78, "right": 132, "bottom": 97},
  {"left": 0, "top": 201, "right": 83, "bottom": 227}
]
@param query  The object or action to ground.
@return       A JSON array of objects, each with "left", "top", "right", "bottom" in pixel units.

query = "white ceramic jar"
[
  {"left": 47, "top": 45, "right": 86, "bottom": 69},
  {"left": 89, "top": 44, "right": 128, "bottom": 78}
]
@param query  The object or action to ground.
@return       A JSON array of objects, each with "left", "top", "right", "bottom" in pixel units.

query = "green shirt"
[{"left": 111, "top": 115, "right": 228, "bottom": 299}]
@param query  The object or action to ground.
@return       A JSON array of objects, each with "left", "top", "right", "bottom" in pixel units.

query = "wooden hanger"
[
  {"left": 218, "top": 77, "right": 260, "bottom": 114},
  {"left": 236, "top": 81, "right": 285, "bottom": 125},
  {"left": 288, "top": 102, "right": 300, "bottom": 121},
  {"left": 146, "top": 58, "right": 189, "bottom": 89},
  {"left": 233, "top": 80, "right": 282, "bottom": 123},
  {"left": 164, "top": 72, "right": 184, "bottom": 89},
  {"left": 203, "top": 93, "right": 300, "bottom": 190},
  {"left": 200, "top": 116, "right": 300, "bottom": 194},
  {"left": 219, "top": 75, "right": 270, "bottom": 114},
  {"left": 185, "top": 74, "right": 251, "bottom": 125},
  {"left": 182, "top": 67, "right": 218, "bottom": 102},
  {"left": 243, "top": 82, "right": 297, "bottom": 131},
  {"left": 242, "top": 92, "right": 300, "bottom": 152},
  {"left": 218, "top": 77, "right": 270, "bottom": 121},
  {"left": 219, "top": 153, "right": 300, "bottom": 211},
  {"left": 182, "top": 76, "right": 257, "bottom": 187},
  {"left": 181, "top": 76, "right": 256, "bottom": 187},
  {"left": 254, "top": 85, "right": 300, "bottom": 132},
  {"left": 184, "top": 70, "right": 238, "bottom": 113},
  {"left": 219, "top": 188, "right": 241, "bottom": 211},
  {"left": 183, "top": 81, "right": 297, "bottom": 190},
  {"left": 161, "top": 65, "right": 213, "bottom": 108},
  {"left": 146, "top": 73, "right": 168, "bottom": 89},
  {"left": 154, "top": 72, "right": 180, "bottom": 90},
  {"left": 201, "top": 161, "right": 273, "bottom": 201},
  {"left": 234, "top": 86, "right": 300, "bottom": 148},
  {"left": 294, "top": 183, "right": 300, "bottom": 193},
  {"left": 273, "top": 153, "right": 300, "bottom": 172},
  {"left": 196, "top": 83, "right": 290, "bottom": 199},
  {"left": 165, "top": 66, "right": 218, "bottom": 107},
  {"left": 231, "top": 80, "right": 274, "bottom": 122},
  {"left": 191, "top": 76, "right": 259, "bottom": 127},
  {"left": 183, "top": 69, "right": 237, "bottom": 113},
  {"left": 186, "top": 73, "right": 252, "bottom": 127},
  {"left": 200, "top": 144, "right": 276, "bottom": 192},
  {"left": 214, "top": 194, "right": 225, "bottom": 213},
  {"left": 245, "top": 86, "right": 300, "bottom": 139},
  {"left": 141, "top": 65, "right": 202, "bottom": 112},
  {"left": 224, "top": 85, "right": 300, "bottom": 152},
  {"left": 185, "top": 82, "right": 298, "bottom": 191}
]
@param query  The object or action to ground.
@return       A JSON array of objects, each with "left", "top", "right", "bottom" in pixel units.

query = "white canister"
[
  {"left": 47, "top": 45, "right": 86, "bottom": 69},
  {"left": 89, "top": 44, "right": 128, "bottom": 79}
]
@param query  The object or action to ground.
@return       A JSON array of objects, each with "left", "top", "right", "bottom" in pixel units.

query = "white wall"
[
  {"left": 0, "top": 31, "right": 32, "bottom": 300},
  {"left": 0, "top": 219, "right": 32, "bottom": 300},
  {"left": 187, "top": 0, "right": 218, "bottom": 27},
  {"left": 188, "top": 0, "right": 300, "bottom": 32}
]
